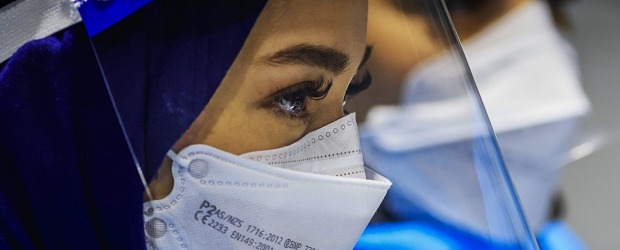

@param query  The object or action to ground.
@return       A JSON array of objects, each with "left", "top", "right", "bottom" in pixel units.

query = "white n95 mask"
[{"left": 143, "top": 113, "right": 391, "bottom": 250}]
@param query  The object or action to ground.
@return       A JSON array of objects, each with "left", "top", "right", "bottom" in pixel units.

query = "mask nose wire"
[{"left": 87, "top": 39, "right": 155, "bottom": 202}]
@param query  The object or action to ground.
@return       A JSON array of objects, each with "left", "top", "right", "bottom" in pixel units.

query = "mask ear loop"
[{"left": 87, "top": 39, "right": 155, "bottom": 202}]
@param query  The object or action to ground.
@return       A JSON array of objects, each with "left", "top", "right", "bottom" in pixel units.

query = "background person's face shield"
[{"left": 78, "top": 0, "right": 537, "bottom": 248}]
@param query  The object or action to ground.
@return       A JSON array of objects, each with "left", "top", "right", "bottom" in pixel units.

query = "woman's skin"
[{"left": 147, "top": 0, "right": 369, "bottom": 200}]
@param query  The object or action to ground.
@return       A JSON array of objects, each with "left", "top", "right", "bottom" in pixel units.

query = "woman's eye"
[
  {"left": 270, "top": 79, "right": 332, "bottom": 123},
  {"left": 275, "top": 90, "right": 307, "bottom": 114}
]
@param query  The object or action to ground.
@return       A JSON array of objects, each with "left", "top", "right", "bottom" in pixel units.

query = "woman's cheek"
[{"left": 204, "top": 108, "right": 308, "bottom": 154}]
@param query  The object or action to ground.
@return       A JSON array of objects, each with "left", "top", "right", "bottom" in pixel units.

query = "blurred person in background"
[{"left": 351, "top": 0, "right": 590, "bottom": 249}]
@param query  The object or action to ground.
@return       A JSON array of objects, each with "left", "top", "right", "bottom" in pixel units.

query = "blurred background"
[
  {"left": 349, "top": 0, "right": 620, "bottom": 248},
  {"left": 561, "top": 0, "right": 620, "bottom": 249}
]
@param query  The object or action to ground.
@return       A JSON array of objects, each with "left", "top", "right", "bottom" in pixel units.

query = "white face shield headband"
[{"left": 143, "top": 114, "right": 391, "bottom": 250}]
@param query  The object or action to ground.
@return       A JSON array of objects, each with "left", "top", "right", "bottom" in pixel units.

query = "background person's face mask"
[
  {"left": 143, "top": 114, "right": 391, "bottom": 250},
  {"left": 361, "top": 0, "right": 589, "bottom": 237}
]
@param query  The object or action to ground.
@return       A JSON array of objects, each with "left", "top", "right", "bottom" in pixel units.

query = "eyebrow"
[{"left": 266, "top": 44, "right": 352, "bottom": 75}]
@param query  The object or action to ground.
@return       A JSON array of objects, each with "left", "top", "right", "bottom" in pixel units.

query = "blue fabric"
[
  {"left": 355, "top": 221, "right": 461, "bottom": 250},
  {"left": 355, "top": 220, "right": 587, "bottom": 250},
  {"left": 0, "top": 1, "right": 264, "bottom": 248},
  {"left": 355, "top": 220, "right": 520, "bottom": 250},
  {"left": 79, "top": 0, "right": 151, "bottom": 37},
  {"left": 0, "top": 24, "right": 144, "bottom": 249},
  {"left": 91, "top": 0, "right": 265, "bottom": 180},
  {"left": 537, "top": 221, "right": 587, "bottom": 250}
]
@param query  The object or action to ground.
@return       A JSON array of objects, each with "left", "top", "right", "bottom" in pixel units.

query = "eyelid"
[
  {"left": 267, "top": 76, "right": 332, "bottom": 100},
  {"left": 307, "top": 77, "right": 333, "bottom": 100}
]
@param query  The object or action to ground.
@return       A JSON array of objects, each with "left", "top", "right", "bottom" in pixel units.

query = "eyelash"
[
  {"left": 271, "top": 77, "right": 333, "bottom": 124},
  {"left": 269, "top": 68, "right": 372, "bottom": 123},
  {"left": 343, "top": 70, "right": 373, "bottom": 114},
  {"left": 346, "top": 69, "right": 372, "bottom": 97}
]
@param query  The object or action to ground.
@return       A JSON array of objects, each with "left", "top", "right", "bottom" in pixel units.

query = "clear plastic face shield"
[
  {"left": 77, "top": 0, "right": 540, "bottom": 249},
  {"left": 350, "top": 0, "right": 591, "bottom": 249}
]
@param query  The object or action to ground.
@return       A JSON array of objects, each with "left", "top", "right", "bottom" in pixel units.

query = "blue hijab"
[{"left": 0, "top": 1, "right": 265, "bottom": 248}]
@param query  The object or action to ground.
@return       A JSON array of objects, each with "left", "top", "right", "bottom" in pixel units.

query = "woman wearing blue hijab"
[{"left": 1, "top": 1, "right": 382, "bottom": 249}]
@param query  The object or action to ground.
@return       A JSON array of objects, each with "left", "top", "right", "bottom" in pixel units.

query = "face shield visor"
[
  {"left": 350, "top": 0, "right": 590, "bottom": 249},
  {"left": 77, "top": 0, "right": 541, "bottom": 249}
]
